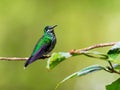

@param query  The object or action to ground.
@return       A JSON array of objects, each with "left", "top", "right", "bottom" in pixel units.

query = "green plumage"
[
  {"left": 32, "top": 35, "right": 52, "bottom": 56},
  {"left": 24, "top": 25, "right": 57, "bottom": 68}
]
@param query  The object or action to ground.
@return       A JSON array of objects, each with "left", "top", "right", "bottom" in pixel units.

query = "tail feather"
[
  {"left": 24, "top": 56, "right": 36, "bottom": 68},
  {"left": 24, "top": 60, "right": 29, "bottom": 68},
  {"left": 24, "top": 48, "right": 45, "bottom": 68}
]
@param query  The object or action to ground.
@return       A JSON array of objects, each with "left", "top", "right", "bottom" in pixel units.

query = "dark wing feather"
[{"left": 24, "top": 42, "right": 51, "bottom": 68}]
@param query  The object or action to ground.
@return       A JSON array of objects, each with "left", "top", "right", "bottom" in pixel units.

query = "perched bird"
[{"left": 24, "top": 25, "right": 57, "bottom": 68}]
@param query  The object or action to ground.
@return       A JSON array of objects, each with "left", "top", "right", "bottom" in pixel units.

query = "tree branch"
[
  {"left": 70, "top": 42, "right": 117, "bottom": 54},
  {"left": 0, "top": 55, "right": 50, "bottom": 61},
  {"left": 0, "top": 42, "right": 117, "bottom": 61},
  {"left": 0, "top": 57, "right": 28, "bottom": 61}
]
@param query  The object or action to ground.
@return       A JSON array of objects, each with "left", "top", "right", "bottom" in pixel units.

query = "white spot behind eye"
[{"left": 47, "top": 29, "right": 52, "bottom": 32}]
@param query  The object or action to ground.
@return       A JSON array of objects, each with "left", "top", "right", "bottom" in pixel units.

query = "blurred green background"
[{"left": 0, "top": 0, "right": 120, "bottom": 90}]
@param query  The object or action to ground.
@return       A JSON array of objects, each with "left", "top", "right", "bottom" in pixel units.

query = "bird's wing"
[
  {"left": 24, "top": 36, "right": 51, "bottom": 67},
  {"left": 31, "top": 43, "right": 51, "bottom": 60},
  {"left": 31, "top": 36, "right": 51, "bottom": 56}
]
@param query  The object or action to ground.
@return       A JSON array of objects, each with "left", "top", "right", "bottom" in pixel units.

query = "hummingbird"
[{"left": 24, "top": 25, "right": 57, "bottom": 68}]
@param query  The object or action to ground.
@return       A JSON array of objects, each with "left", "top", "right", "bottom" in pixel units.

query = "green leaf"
[
  {"left": 107, "top": 42, "right": 120, "bottom": 60},
  {"left": 83, "top": 51, "right": 108, "bottom": 60},
  {"left": 106, "top": 78, "right": 120, "bottom": 90},
  {"left": 46, "top": 52, "right": 72, "bottom": 70},
  {"left": 55, "top": 65, "right": 105, "bottom": 89},
  {"left": 113, "top": 64, "right": 120, "bottom": 70}
]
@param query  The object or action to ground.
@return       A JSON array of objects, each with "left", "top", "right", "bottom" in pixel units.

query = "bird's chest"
[{"left": 45, "top": 37, "right": 56, "bottom": 53}]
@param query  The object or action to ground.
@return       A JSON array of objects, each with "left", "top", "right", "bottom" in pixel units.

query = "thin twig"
[
  {"left": 70, "top": 42, "right": 117, "bottom": 54},
  {"left": 106, "top": 61, "right": 120, "bottom": 74},
  {"left": 0, "top": 42, "right": 118, "bottom": 61},
  {"left": 108, "top": 61, "right": 114, "bottom": 70},
  {"left": 0, "top": 55, "right": 50, "bottom": 61},
  {"left": 0, "top": 57, "right": 28, "bottom": 61}
]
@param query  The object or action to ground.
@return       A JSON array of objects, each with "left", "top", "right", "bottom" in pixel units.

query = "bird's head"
[{"left": 44, "top": 25, "right": 57, "bottom": 34}]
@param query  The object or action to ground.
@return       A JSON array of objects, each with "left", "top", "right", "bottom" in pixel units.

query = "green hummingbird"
[{"left": 24, "top": 25, "right": 57, "bottom": 68}]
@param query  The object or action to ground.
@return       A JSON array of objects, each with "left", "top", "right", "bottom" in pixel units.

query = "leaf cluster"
[{"left": 47, "top": 42, "right": 120, "bottom": 90}]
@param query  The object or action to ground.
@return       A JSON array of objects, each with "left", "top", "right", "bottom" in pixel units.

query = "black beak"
[{"left": 51, "top": 25, "right": 57, "bottom": 29}]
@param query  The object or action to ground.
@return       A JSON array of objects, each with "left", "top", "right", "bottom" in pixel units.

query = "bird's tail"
[{"left": 24, "top": 56, "right": 35, "bottom": 68}]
